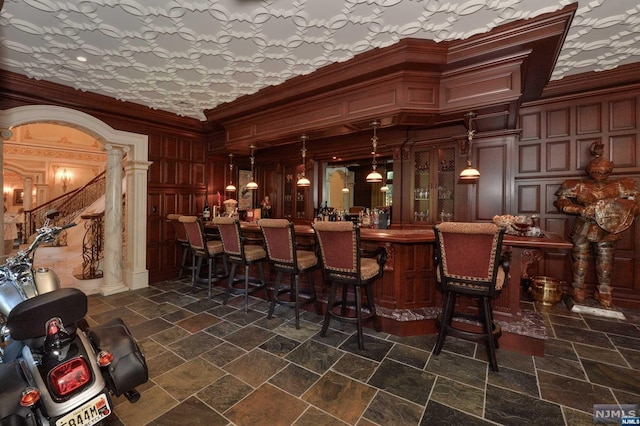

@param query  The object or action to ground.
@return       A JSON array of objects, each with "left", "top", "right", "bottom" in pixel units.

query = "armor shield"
[{"left": 594, "top": 198, "right": 636, "bottom": 234}]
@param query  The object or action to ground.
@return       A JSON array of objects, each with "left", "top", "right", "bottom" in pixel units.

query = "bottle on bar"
[{"left": 203, "top": 200, "right": 211, "bottom": 221}]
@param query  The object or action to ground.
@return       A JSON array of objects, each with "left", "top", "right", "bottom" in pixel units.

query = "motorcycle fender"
[
  {"left": 20, "top": 333, "right": 108, "bottom": 419},
  {"left": 88, "top": 318, "right": 148, "bottom": 397}
]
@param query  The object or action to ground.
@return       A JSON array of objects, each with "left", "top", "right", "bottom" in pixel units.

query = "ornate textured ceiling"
[{"left": 0, "top": 0, "right": 638, "bottom": 121}]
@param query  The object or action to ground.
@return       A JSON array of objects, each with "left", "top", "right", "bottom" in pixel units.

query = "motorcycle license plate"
[{"left": 55, "top": 393, "right": 111, "bottom": 426}]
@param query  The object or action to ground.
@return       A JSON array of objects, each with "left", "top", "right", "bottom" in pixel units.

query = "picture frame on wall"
[
  {"left": 13, "top": 189, "right": 23, "bottom": 205},
  {"left": 238, "top": 169, "right": 254, "bottom": 211}
]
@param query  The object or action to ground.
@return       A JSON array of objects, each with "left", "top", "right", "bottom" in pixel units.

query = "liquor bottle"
[{"left": 203, "top": 200, "right": 211, "bottom": 221}]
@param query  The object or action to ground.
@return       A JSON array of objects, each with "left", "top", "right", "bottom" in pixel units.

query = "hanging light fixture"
[
  {"left": 460, "top": 112, "right": 480, "bottom": 180},
  {"left": 246, "top": 145, "right": 258, "bottom": 190},
  {"left": 366, "top": 120, "right": 383, "bottom": 183},
  {"left": 296, "top": 135, "right": 311, "bottom": 187},
  {"left": 380, "top": 177, "right": 389, "bottom": 193},
  {"left": 225, "top": 153, "right": 237, "bottom": 192},
  {"left": 342, "top": 167, "right": 350, "bottom": 193}
]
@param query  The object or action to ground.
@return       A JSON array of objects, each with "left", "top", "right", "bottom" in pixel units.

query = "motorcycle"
[{"left": 0, "top": 210, "right": 148, "bottom": 425}]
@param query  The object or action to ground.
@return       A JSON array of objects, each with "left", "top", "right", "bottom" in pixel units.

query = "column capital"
[
  {"left": 103, "top": 143, "right": 130, "bottom": 154},
  {"left": 1, "top": 128, "right": 13, "bottom": 140}
]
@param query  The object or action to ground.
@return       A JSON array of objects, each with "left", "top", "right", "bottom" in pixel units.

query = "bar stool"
[
  {"left": 258, "top": 218, "right": 321, "bottom": 329},
  {"left": 167, "top": 213, "right": 194, "bottom": 279},
  {"left": 178, "top": 215, "right": 227, "bottom": 299},
  {"left": 432, "top": 222, "right": 509, "bottom": 372},
  {"left": 313, "top": 221, "right": 387, "bottom": 350},
  {"left": 213, "top": 217, "right": 268, "bottom": 312}
]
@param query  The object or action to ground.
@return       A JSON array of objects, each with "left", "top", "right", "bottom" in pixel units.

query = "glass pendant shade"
[
  {"left": 459, "top": 111, "right": 480, "bottom": 180},
  {"left": 460, "top": 165, "right": 480, "bottom": 180},
  {"left": 367, "top": 120, "right": 382, "bottom": 183},
  {"left": 246, "top": 181, "right": 258, "bottom": 190},
  {"left": 366, "top": 170, "right": 383, "bottom": 183},
  {"left": 297, "top": 135, "right": 310, "bottom": 187},
  {"left": 342, "top": 186, "right": 349, "bottom": 193},
  {"left": 380, "top": 184, "right": 389, "bottom": 192},
  {"left": 226, "top": 153, "right": 236, "bottom": 192}
]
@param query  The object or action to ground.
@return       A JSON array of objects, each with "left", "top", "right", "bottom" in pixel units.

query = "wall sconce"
[
  {"left": 460, "top": 112, "right": 480, "bottom": 180},
  {"left": 246, "top": 145, "right": 258, "bottom": 190},
  {"left": 342, "top": 167, "right": 350, "bottom": 193},
  {"left": 296, "top": 135, "right": 311, "bottom": 187},
  {"left": 60, "top": 168, "right": 72, "bottom": 192},
  {"left": 366, "top": 121, "right": 383, "bottom": 183},
  {"left": 225, "top": 153, "right": 237, "bottom": 192}
]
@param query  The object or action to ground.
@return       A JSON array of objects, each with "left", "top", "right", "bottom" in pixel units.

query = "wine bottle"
[{"left": 203, "top": 200, "right": 211, "bottom": 221}]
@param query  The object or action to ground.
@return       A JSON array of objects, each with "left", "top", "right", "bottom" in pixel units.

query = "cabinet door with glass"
[
  {"left": 413, "top": 145, "right": 456, "bottom": 223},
  {"left": 282, "top": 164, "right": 308, "bottom": 220}
]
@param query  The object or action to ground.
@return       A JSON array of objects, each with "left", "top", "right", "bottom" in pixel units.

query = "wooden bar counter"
[{"left": 205, "top": 221, "right": 572, "bottom": 355}]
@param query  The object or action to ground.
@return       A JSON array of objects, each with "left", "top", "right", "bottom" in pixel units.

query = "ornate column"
[
  {"left": 34, "top": 183, "right": 48, "bottom": 206},
  {"left": 123, "top": 159, "right": 151, "bottom": 290},
  {"left": 101, "top": 143, "right": 128, "bottom": 295},
  {"left": 22, "top": 176, "right": 33, "bottom": 211},
  {"left": 0, "top": 128, "right": 13, "bottom": 258}
]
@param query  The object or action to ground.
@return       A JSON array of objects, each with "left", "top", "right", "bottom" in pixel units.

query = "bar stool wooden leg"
[
  {"left": 365, "top": 283, "right": 381, "bottom": 332},
  {"left": 354, "top": 284, "right": 365, "bottom": 350},
  {"left": 321, "top": 281, "right": 339, "bottom": 337},
  {"left": 268, "top": 271, "right": 284, "bottom": 319},
  {"left": 224, "top": 264, "right": 238, "bottom": 305}
]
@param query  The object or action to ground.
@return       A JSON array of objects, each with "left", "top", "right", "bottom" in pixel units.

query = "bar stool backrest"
[
  {"left": 167, "top": 213, "right": 188, "bottom": 244},
  {"left": 313, "top": 221, "right": 360, "bottom": 282},
  {"left": 213, "top": 217, "right": 244, "bottom": 259},
  {"left": 434, "top": 222, "right": 506, "bottom": 297},
  {"left": 258, "top": 219, "right": 297, "bottom": 271},
  {"left": 178, "top": 215, "right": 206, "bottom": 254}
]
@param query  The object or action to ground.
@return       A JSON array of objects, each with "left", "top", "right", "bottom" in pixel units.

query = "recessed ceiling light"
[{"left": 76, "top": 56, "right": 87, "bottom": 62}]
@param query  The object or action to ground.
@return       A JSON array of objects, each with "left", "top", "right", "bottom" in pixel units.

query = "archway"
[{"left": 0, "top": 105, "right": 150, "bottom": 294}]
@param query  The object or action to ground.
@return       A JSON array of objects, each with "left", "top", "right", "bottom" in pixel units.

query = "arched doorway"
[{"left": 0, "top": 105, "right": 150, "bottom": 294}]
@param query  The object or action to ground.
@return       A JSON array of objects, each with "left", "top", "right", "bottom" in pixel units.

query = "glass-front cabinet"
[
  {"left": 282, "top": 164, "right": 308, "bottom": 220},
  {"left": 413, "top": 145, "right": 456, "bottom": 223}
]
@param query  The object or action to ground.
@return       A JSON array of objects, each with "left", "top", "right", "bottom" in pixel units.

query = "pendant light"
[
  {"left": 342, "top": 167, "right": 350, "bottom": 193},
  {"left": 460, "top": 112, "right": 480, "bottom": 180},
  {"left": 366, "top": 120, "right": 383, "bottom": 183},
  {"left": 246, "top": 145, "right": 258, "bottom": 190},
  {"left": 225, "top": 153, "right": 237, "bottom": 192},
  {"left": 296, "top": 135, "right": 311, "bottom": 187}
]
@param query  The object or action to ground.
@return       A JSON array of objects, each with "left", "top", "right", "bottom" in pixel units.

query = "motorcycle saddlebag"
[{"left": 88, "top": 318, "right": 148, "bottom": 397}]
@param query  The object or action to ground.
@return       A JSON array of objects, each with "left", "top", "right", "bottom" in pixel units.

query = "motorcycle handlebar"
[{"left": 61, "top": 222, "right": 77, "bottom": 230}]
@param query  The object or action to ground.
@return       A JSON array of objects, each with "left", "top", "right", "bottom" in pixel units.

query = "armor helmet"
[{"left": 586, "top": 156, "right": 614, "bottom": 182}]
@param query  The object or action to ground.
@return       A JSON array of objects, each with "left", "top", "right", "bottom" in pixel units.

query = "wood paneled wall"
[{"left": 517, "top": 89, "right": 640, "bottom": 308}]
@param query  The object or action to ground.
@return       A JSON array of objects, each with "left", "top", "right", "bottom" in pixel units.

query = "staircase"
[
  {"left": 24, "top": 171, "right": 106, "bottom": 239},
  {"left": 23, "top": 172, "right": 108, "bottom": 295}
]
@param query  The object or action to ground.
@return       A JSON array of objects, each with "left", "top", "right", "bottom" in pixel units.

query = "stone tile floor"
[{"left": 87, "top": 279, "right": 640, "bottom": 425}]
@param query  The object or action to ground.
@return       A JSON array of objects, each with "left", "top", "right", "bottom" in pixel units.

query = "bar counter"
[{"left": 205, "top": 221, "right": 572, "bottom": 355}]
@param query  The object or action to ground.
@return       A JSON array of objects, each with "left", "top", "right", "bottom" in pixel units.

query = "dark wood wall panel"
[
  {"left": 474, "top": 139, "right": 509, "bottom": 221},
  {"left": 520, "top": 112, "right": 541, "bottom": 140},
  {"left": 518, "top": 144, "right": 540, "bottom": 173},
  {"left": 517, "top": 184, "right": 540, "bottom": 214},
  {"left": 546, "top": 140, "right": 570, "bottom": 172},
  {"left": 576, "top": 103, "right": 601, "bottom": 134},
  {"left": 611, "top": 134, "right": 636, "bottom": 167},
  {"left": 519, "top": 90, "right": 640, "bottom": 308},
  {"left": 547, "top": 108, "right": 570, "bottom": 137},
  {"left": 610, "top": 98, "right": 636, "bottom": 130}
]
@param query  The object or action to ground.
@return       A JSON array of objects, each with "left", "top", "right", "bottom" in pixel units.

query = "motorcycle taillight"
[{"left": 48, "top": 357, "right": 91, "bottom": 397}]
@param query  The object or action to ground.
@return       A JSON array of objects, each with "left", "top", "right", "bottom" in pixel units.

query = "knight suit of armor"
[{"left": 554, "top": 144, "right": 640, "bottom": 308}]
